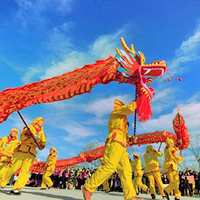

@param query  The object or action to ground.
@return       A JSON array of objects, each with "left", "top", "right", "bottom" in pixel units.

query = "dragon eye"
[{"left": 147, "top": 78, "right": 153, "bottom": 84}]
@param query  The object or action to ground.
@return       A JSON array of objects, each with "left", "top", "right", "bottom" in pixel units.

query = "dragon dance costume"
[
  {"left": 99, "top": 157, "right": 110, "bottom": 193},
  {"left": 83, "top": 99, "right": 141, "bottom": 200},
  {"left": 41, "top": 147, "right": 58, "bottom": 189},
  {"left": 130, "top": 154, "right": 148, "bottom": 195},
  {"left": 0, "top": 128, "right": 20, "bottom": 182},
  {"left": 164, "top": 138, "right": 183, "bottom": 200},
  {"left": 0, "top": 117, "right": 46, "bottom": 195},
  {"left": 143, "top": 145, "right": 165, "bottom": 199}
]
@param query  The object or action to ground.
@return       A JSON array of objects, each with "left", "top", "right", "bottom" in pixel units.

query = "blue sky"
[{"left": 0, "top": 0, "right": 200, "bottom": 170}]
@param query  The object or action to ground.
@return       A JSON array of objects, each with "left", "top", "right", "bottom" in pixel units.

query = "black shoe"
[
  {"left": 164, "top": 190, "right": 170, "bottom": 200},
  {"left": 175, "top": 198, "right": 180, "bottom": 200},
  {"left": 48, "top": 184, "right": 53, "bottom": 190},
  {"left": 40, "top": 188, "right": 46, "bottom": 190},
  {"left": 9, "top": 190, "right": 21, "bottom": 195},
  {"left": 151, "top": 194, "right": 156, "bottom": 199},
  {"left": 136, "top": 193, "right": 139, "bottom": 195}
]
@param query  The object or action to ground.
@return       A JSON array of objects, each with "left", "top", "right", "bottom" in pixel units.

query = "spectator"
[{"left": 195, "top": 172, "right": 200, "bottom": 195}]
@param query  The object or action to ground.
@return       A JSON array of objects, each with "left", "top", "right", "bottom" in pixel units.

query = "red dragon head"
[{"left": 115, "top": 38, "right": 181, "bottom": 122}]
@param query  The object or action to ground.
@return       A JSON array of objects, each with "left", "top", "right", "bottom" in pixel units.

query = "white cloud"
[
  {"left": 168, "top": 22, "right": 200, "bottom": 74},
  {"left": 45, "top": 23, "right": 74, "bottom": 54},
  {"left": 8, "top": 113, "right": 32, "bottom": 130},
  {"left": 37, "top": 147, "right": 49, "bottom": 160},
  {"left": 59, "top": 147, "right": 76, "bottom": 158},
  {"left": 138, "top": 99, "right": 200, "bottom": 136},
  {"left": 83, "top": 117, "right": 107, "bottom": 126},
  {"left": 61, "top": 122, "right": 96, "bottom": 142},
  {"left": 38, "top": 27, "right": 126, "bottom": 80},
  {"left": 152, "top": 87, "right": 176, "bottom": 113},
  {"left": 40, "top": 51, "right": 89, "bottom": 80},
  {"left": 82, "top": 95, "right": 132, "bottom": 117},
  {"left": 21, "top": 66, "right": 44, "bottom": 84},
  {"left": 15, "top": 0, "right": 73, "bottom": 27},
  {"left": 89, "top": 28, "right": 125, "bottom": 59}
]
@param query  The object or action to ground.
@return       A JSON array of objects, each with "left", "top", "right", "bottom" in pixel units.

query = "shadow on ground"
[
  {"left": 1, "top": 189, "right": 82, "bottom": 200},
  {"left": 97, "top": 191, "right": 153, "bottom": 200}
]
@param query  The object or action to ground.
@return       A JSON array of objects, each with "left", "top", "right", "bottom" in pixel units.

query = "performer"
[
  {"left": 41, "top": 147, "right": 58, "bottom": 190},
  {"left": 143, "top": 145, "right": 165, "bottom": 199},
  {"left": 100, "top": 157, "right": 110, "bottom": 193},
  {"left": 163, "top": 138, "right": 183, "bottom": 200},
  {"left": 0, "top": 128, "right": 21, "bottom": 182},
  {"left": 130, "top": 154, "right": 148, "bottom": 195},
  {"left": 82, "top": 99, "right": 142, "bottom": 200},
  {"left": 0, "top": 117, "right": 46, "bottom": 195}
]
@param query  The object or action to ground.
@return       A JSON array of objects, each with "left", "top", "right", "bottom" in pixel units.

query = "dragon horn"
[
  {"left": 116, "top": 48, "right": 122, "bottom": 56},
  {"left": 120, "top": 37, "right": 136, "bottom": 55}
]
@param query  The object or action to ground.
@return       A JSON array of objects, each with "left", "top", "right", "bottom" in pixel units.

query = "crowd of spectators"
[{"left": 9, "top": 166, "right": 200, "bottom": 197}]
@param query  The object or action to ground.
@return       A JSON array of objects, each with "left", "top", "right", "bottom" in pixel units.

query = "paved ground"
[{"left": 0, "top": 186, "right": 199, "bottom": 200}]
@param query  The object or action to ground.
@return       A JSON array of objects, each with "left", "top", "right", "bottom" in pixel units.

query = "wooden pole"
[{"left": 17, "top": 111, "right": 42, "bottom": 150}]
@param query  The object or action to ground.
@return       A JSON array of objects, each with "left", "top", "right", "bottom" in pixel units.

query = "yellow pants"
[
  {"left": 41, "top": 170, "right": 53, "bottom": 189},
  {"left": 165, "top": 169, "right": 181, "bottom": 198},
  {"left": 133, "top": 176, "right": 148, "bottom": 194},
  {"left": 84, "top": 141, "right": 136, "bottom": 200},
  {"left": 147, "top": 171, "right": 165, "bottom": 196},
  {"left": 0, "top": 152, "right": 34, "bottom": 190},
  {"left": 0, "top": 162, "right": 10, "bottom": 182},
  {"left": 102, "top": 177, "right": 110, "bottom": 192}
]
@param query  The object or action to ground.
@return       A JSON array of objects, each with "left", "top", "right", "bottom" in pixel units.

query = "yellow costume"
[
  {"left": 41, "top": 147, "right": 58, "bottom": 189},
  {"left": 0, "top": 128, "right": 20, "bottom": 182},
  {"left": 164, "top": 138, "right": 183, "bottom": 200},
  {"left": 100, "top": 157, "right": 110, "bottom": 193},
  {"left": 0, "top": 117, "right": 46, "bottom": 193},
  {"left": 143, "top": 145, "right": 165, "bottom": 198},
  {"left": 130, "top": 154, "right": 148, "bottom": 194},
  {"left": 84, "top": 99, "right": 138, "bottom": 200}
]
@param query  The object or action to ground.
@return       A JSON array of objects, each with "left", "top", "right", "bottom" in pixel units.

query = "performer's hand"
[
  {"left": 38, "top": 145, "right": 45, "bottom": 150},
  {"left": 25, "top": 130, "right": 32, "bottom": 137}
]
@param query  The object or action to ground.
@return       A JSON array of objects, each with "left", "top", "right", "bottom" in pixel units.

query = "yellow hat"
[
  {"left": 146, "top": 145, "right": 153, "bottom": 152},
  {"left": 166, "top": 138, "right": 174, "bottom": 146},
  {"left": 51, "top": 147, "right": 58, "bottom": 154},
  {"left": 11, "top": 128, "right": 19, "bottom": 134},
  {"left": 113, "top": 99, "right": 125, "bottom": 110},
  {"left": 134, "top": 153, "right": 140, "bottom": 159},
  {"left": 100, "top": 157, "right": 104, "bottom": 161},
  {"left": 32, "top": 117, "right": 44, "bottom": 124}
]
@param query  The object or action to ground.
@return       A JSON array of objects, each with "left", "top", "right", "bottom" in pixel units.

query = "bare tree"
[
  {"left": 189, "top": 135, "right": 200, "bottom": 171},
  {"left": 78, "top": 141, "right": 102, "bottom": 169}
]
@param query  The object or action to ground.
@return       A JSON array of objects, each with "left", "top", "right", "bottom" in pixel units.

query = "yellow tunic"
[
  {"left": 84, "top": 100, "right": 137, "bottom": 200},
  {"left": 107, "top": 101, "right": 137, "bottom": 147},
  {"left": 130, "top": 159, "right": 142, "bottom": 177},
  {"left": 41, "top": 153, "right": 57, "bottom": 189},
  {"left": 164, "top": 138, "right": 183, "bottom": 199},
  {"left": 164, "top": 142, "right": 183, "bottom": 173},
  {"left": 0, "top": 125, "right": 46, "bottom": 190},
  {"left": 143, "top": 145, "right": 162, "bottom": 173},
  {"left": 16, "top": 125, "right": 46, "bottom": 156},
  {"left": 143, "top": 145, "right": 164, "bottom": 197},
  {"left": 45, "top": 153, "right": 57, "bottom": 173},
  {"left": 0, "top": 135, "right": 21, "bottom": 182},
  {"left": 130, "top": 154, "right": 148, "bottom": 194},
  {"left": 0, "top": 136, "right": 21, "bottom": 163}
]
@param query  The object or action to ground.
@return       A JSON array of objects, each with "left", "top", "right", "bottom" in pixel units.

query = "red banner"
[{"left": 29, "top": 145, "right": 106, "bottom": 173}]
